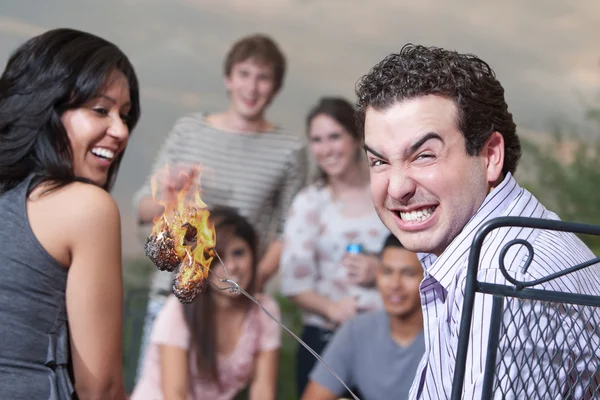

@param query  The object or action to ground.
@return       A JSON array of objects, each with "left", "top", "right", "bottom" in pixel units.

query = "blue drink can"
[{"left": 346, "top": 243, "right": 363, "bottom": 254}]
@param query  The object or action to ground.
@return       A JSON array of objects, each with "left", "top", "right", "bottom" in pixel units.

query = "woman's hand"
[
  {"left": 326, "top": 296, "right": 358, "bottom": 326},
  {"left": 341, "top": 253, "right": 379, "bottom": 287}
]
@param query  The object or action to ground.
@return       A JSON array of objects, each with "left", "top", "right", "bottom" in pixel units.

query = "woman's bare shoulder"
[
  {"left": 33, "top": 182, "right": 120, "bottom": 229},
  {"left": 27, "top": 182, "right": 120, "bottom": 266}
]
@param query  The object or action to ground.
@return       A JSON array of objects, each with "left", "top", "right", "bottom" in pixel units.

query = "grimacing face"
[{"left": 364, "top": 95, "right": 504, "bottom": 256}]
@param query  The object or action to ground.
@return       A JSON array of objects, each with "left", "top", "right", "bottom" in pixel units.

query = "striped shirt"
[
  {"left": 133, "top": 112, "right": 307, "bottom": 298},
  {"left": 409, "top": 173, "right": 600, "bottom": 399}
]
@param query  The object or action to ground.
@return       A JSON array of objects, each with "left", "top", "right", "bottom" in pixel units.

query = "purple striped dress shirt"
[{"left": 408, "top": 173, "right": 600, "bottom": 399}]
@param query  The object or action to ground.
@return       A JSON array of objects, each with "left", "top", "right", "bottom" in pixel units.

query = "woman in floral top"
[{"left": 280, "top": 97, "right": 389, "bottom": 397}]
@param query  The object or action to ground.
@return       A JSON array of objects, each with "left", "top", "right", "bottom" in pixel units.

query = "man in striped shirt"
[
  {"left": 133, "top": 34, "right": 306, "bottom": 378},
  {"left": 355, "top": 44, "right": 600, "bottom": 399}
]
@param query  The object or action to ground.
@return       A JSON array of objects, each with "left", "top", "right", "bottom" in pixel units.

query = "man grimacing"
[{"left": 355, "top": 44, "right": 600, "bottom": 399}]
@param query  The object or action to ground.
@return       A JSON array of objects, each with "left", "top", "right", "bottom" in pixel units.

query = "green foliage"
[
  {"left": 276, "top": 294, "right": 303, "bottom": 400},
  {"left": 521, "top": 103, "right": 600, "bottom": 250},
  {"left": 122, "top": 257, "right": 155, "bottom": 291}
]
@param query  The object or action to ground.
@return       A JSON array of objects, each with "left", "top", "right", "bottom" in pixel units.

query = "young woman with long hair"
[
  {"left": 0, "top": 28, "right": 140, "bottom": 399},
  {"left": 280, "top": 97, "right": 389, "bottom": 397}
]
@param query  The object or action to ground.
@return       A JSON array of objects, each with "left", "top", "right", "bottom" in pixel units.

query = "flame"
[{"left": 150, "top": 165, "right": 215, "bottom": 283}]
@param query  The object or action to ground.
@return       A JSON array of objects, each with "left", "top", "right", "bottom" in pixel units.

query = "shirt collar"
[{"left": 421, "top": 173, "right": 522, "bottom": 289}]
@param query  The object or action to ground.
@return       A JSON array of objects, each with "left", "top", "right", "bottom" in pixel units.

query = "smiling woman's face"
[
  {"left": 61, "top": 71, "right": 131, "bottom": 186},
  {"left": 211, "top": 235, "right": 255, "bottom": 297},
  {"left": 308, "top": 113, "right": 360, "bottom": 179}
]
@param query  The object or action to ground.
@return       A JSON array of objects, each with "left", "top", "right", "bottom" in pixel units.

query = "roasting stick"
[{"left": 208, "top": 250, "right": 360, "bottom": 400}]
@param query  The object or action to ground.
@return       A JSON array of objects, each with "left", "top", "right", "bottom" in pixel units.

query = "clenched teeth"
[{"left": 400, "top": 206, "right": 436, "bottom": 222}]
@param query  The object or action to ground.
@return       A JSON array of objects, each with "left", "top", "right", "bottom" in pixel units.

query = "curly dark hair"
[{"left": 355, "top": 44, "right": 521, "bottom": 175}]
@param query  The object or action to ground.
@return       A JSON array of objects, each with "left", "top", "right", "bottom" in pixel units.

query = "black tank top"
[{"left": 0, "top": 175, "right": 74, "bottom": 399}]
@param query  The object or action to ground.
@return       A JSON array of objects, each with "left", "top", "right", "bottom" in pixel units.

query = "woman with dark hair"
[
  {"left": 280, "top": 97, "right": 389, "bottom": 397},
  {"left": 0, "top": 28, "right": 140, "bottom": 399},
  {"left": 132, "top": 206, "right": 281, "bottom": 400}
]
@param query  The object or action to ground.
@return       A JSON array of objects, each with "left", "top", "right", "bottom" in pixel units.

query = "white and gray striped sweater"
[{"left": 133, "top": 112, "right": 307, "bottom": 298}]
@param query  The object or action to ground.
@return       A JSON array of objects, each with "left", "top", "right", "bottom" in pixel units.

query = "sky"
[{"left": 1, "top": 0, "right": 599, "bottom": 257}]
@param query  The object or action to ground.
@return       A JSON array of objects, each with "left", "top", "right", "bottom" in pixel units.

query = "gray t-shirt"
[{"left": 310, "top": 310, "right": 425, "bottom": 400}]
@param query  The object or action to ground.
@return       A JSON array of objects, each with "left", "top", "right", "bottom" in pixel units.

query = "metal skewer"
[{"left": 207, "top": 250, "right": 360, "bottom": 400}]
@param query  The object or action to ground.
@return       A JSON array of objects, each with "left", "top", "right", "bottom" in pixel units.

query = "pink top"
[{"left": 131, "top": 293, "right": 281, "bottom": 400}]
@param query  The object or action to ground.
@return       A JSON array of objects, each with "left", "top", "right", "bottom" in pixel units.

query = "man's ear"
[{"left": 484, "top": 131, "right": 504, "bottom": 183}]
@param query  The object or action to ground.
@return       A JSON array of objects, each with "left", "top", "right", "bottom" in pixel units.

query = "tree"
[{"left": 521, "top": 102, "right": 600, "bottom": 251}]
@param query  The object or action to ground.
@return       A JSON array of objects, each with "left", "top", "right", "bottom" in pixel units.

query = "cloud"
[{"left": 177, "top": 0, "right": 600, "bottom": 104}]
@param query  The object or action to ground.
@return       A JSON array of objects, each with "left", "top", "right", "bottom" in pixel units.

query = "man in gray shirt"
[
  {"left": 133, "top": 34, "right": 307, "bottom": 380},
  {"left": 134, "top": 34, "right": 306, "bottom": 292},
  {"left": 302, "top": 234, "right": 425, "bottom": 400}
]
